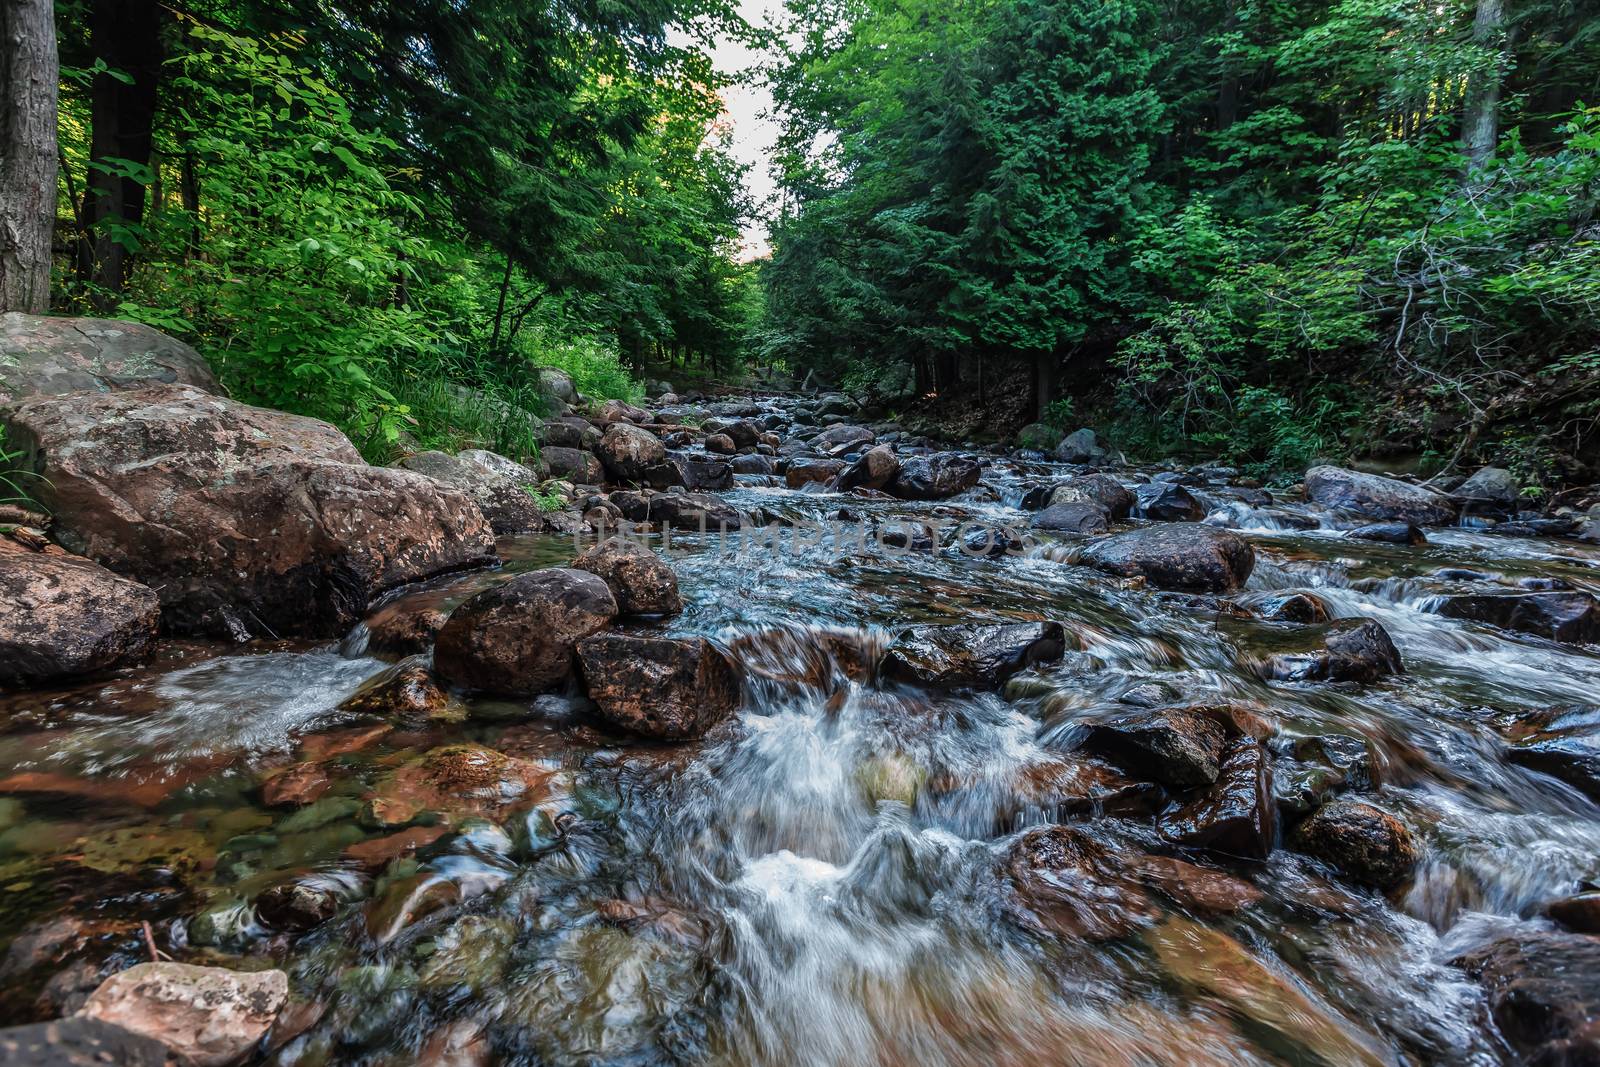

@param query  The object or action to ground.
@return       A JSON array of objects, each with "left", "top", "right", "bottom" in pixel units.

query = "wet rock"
[
  {"left": 1452, "top": 466, "right": 1519, "bottom": 509},
  {"left": 785, "top": 456, "right": 846, "bottom": 488},
  {"left": 1048, "top": 474, "right": 1133, "bottom": 520},
  {"left": 541, "top": 445, "right": 604, "bottom": 484},
  {"left": 1546, "top": 891, "right": 1600, "bottom": 934},
  {"left": 647, "top": 491, "right": 742, "bottom": 531},
  {"left": 0, "top": 312, "right": 220, "bottom": 406},
  {"left": 837, "top": 445, "right": 900, "bottom": 491},
  {"left": 1233, "top": 590, "right": 1331, "bottom": 624},
  {"left": 888, "top": 453, "right": 981, "bottom": 500},
  {"left": 1505, "top": 705, "right": 1600, "bottom": 802},
  {"left": 1258, "top": 618, "right": 1404, "bottom": 683},
  {"left": 1081, "top": 524, "right": 1255, "bottom": 593},
  {"left": 731, "top": 454, "right": 773, "bottom": 476},
  {"left": 78, "top": 962, "right": 288, "bottom": 1067},
  {"left": 703, "top": 432, "right": 736, "bottom": 454},
  {"left": 342, "top": 825, "right": 450, "bottom": 869},
  {"left": 594, "top": 422, "right": 668, "bottom": 482},
  {"left": 572, "top": 537, "right": 681, "bottom": 615},
  {"left": 1289, "top": 798, "right": 1417, "bottom": 889},
  {"left": 1346, "top": 521, "right": 1426, "bottom": 545},
  {"left": 364, "top": 744, "right": 553, "bottom": 827},
  {"left": 0, "top": 1017, "right": 178, "bottom": 1066},
  {"left": 5, "top": 385, "right": 496, "bottom": 639},
  {"left": 0, "top": 538, "right": 160, "bottom": 687},
  {"left": 1148, "top": 917, "right": 1390, "bottom": 1067},
  {"left": 361, "top": 600, "right": 450, "bottom": 658},
  {"left": 363, "top": 872, "right": 463, "bottom": 945},
  {"left": 576, "top": 634, "right": 740, "bottom": 739},
  {"left": 1157, "top": 737, "right": 1275, "bottom": 859},
  {"left": 1130, "top": 855, "right": 1264, "bottom": 914},
  {"left": 883, "top": 622, "right": 1067, "bottom": 689},
  {"left": 1451, "top": 930, "right": 1600, "bottom": 1065},
  {"left": 1432, "top": 591, "right": 1600, "bottom": 643},
  {"left": 812, "top": 424, "right": 875, "bottom": 453},
  {"left": 1304, "top": 465, "right": 1457, "bottom": 526},
  {"left": 704, "top": 418, "right": 760, "bottom": 448},
  {"left": 434, "top": 568, "right": 618, "bottom": 696},
  {"left": 671, "top": 455, "right": 734, "bottom": 492},
  {"left": 260, "top": 763, "right": 333, "bottom": 808},
  {"left": 397, "top": 450, "right": 545, "bottom": 535},
  {"left": 1133, "top": 481, "right": 1205, "bottom": 522},
  {"left": 1032, "top": 501, "right": 1110, "bottom": 534},
  {"left": 1083, "top": 707, "right": 1227, "bottom": 788},
  {"left": 339, "top": 657, "right": 465, "bottom": 724},
  {"left": 255, "top": 880, "right": 342, "bottom": 933},
  {"left": 961, "top": 524, "right": 1028, "bottom": 557},
  {"left": 1002, "top": 825, "right": 1159, "bottom": 941},
  {"left": 1054, "top": 428, "right": 1104, "bottom": 464}
]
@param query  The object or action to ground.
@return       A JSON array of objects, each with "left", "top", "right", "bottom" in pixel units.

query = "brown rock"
[
  {"left": 1433, "top": 591, "right": 1600, "bottom": 644},
  {"left": 360, "top": 599, "right": 451, "bottom": 658},
  {"left": 1258, "top": 618, "right": 1403, "bottom": 683},
  {"left": 0, "top": 538, "right": 160, "bottom": 687},
  {"left": 540, "top": 446, "right": 604, "bottom": 484},
  {"left": 363, "top": 743, "right": 554, "bottom": 827},
  {"left": 594, "top": 422, "right": 667, "bottom": 482},
  {"left": 342, "top": 825, "right": 451, "bottom": 870},
  {"left": 1158, "top": 737, "right": 1275, "bottom": 859},
  {"left": 434, "top": 568, "right": 617, "bottom": 696},
  {"left": 576, "top": 634, "right": 740, "bottom": 739},
  {"left": 78, "top": 963, "right": 288, "bottom": 1067},
  {"left": 260, "top": 762, "right": 333, "bottom": 807},
  {"left": 1001, "top": 825, "right": 1160, "bottom": 942},
  {"left": 339, "top": 657, "right": 465, "bottom": 723},
  {"left": 5, "top": 385, "right": 496, "bottom": 638},
  {"left": 887, "top": 452, "right": 981, "bottom": 500},
  {"left": 703, "top": 433, "right": 736, "bottom": 455},
  {"left": 883, "top": 622, "right": 1067, "bottom": 689},
  {"left": 1289, "top": 798, "right": 1417, "bottom": 889},
  {"left": 785, "top": 456, "right": 846, "bottom": 488},
  {"left": 572, "top": 537, "right": 682, "bottom": 615},
  {"left": 1451, "top": 930, "right": 1600, "bottom": 1064},
  {"left": 1547, "top": 891, "right": 1600, "bottom": 934},
  {"left": 1081, "top": 524, "right": 1255, "bottom": 593},
  {"left": 836, "top": 445, "right": 900, "bottom": 491},
  {"left": 1083, "top": 707, "right": 1228, "bottom": 788},
  {"left": 1048, "top": 474, "right": 1134, "bottom": 520},
  {"left": 1304, "top": 465, "right": 1456, "bottom": 526}
]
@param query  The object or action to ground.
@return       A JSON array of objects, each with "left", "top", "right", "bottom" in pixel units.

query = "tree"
[
  {"left": 1462, "top": 0, "right": 1508, "bottom": 170},
  {"left": 0, "top": 0, "right": 60, "bottom": 313}
]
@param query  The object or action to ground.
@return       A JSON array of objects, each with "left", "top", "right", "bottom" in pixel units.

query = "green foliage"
[
  {"left": 519, "top": 331, "right": 643, "bottom": 406},
  {"left": 521, "top": 483, "right": 569, "bottom": 513},
  {"left": 1040, "top": 398, "right": 1077, "bottom": 434},
  {"left": 0, "top": 426, "right": 45, "bottom": 512}
]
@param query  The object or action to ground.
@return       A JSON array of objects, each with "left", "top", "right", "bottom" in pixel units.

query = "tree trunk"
[
  {"left": 1033, "top": 351, "right": 1058, "bottom": 421},
  {"left": 0, "top": 0, "right": 59, "bottom": 314},
  {"left": 79, "top": 0, "right": 163, "bottom": 308},
  {"left": 1462, "top": 0, "right": 1506, "bottom": 172}
]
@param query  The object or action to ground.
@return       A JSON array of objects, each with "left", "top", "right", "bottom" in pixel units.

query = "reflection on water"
[{"left": 0, "top": 396, "right": 1597, "bottom": 1065}]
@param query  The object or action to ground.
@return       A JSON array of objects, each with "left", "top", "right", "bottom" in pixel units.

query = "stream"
[{"left": 2, "top": 394, "right": 1598, "bottom": 1066}]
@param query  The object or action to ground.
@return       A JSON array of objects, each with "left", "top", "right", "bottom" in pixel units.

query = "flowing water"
[{"left": 1, "top": 396, "right": 1598, "bottom": 1065}]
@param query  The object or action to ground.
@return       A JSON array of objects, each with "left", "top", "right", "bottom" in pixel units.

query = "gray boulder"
[
  {"left": 0, "top": 313, "right": 219, "bottom": 408},
  {"left": 1304, "top": 466, "right": 1457, "bottom": 526}
]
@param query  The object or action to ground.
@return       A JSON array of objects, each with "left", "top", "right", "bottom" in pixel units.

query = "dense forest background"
[
  {"left": 5, "top": 0, "right": 1600, "bottom": 482},
  {"left": 763, "top": 0, "right": 1600, "bottom": 482}
]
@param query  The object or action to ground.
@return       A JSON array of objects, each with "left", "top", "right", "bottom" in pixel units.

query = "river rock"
[
  {"left": 542, "top": 446, "right": 604, "bottom": 484},
  {"left": 594, "top": 399, "right": 650, "bottom": 425},
  {"left": 1080, "top": 524, "right": 1255, "bottom": 593},
  {"left": 1002, "top": 825, "right": 1159, "bottom": 941},
  {"left": 0, "top": 313, "right": 220, "bottom": 407},
  {"left": 78, "top": 963, "right": 288, "bottom": 1067},
  {"left": 1546, "top": 891, "right": 1600, "bottom": 934},
  {"left": 338, "top": 657, "right": 464, "bottom": 723},
  {"left": 1014, "top": 423, "right": 1057, "bottom": 451},
  {"left": 673, "top": 455, "right": 735, "bottom": 491},
  {"left": 883, "top": 622, "right": 1067, "bottom": 689},
  {"left": 397, "top": 449, "right": 544, "bottom": 535},
  {"left": 255, "top": 879, "right": 342, "bottom": 933},
  {"left": 1452, "top": 466, "right": 1518, "bottom": 509},
  {"left": 1345, "top": 521, "right": 1425, "bottom": 545},
  {"left": 1451, "top": 930, "right": 1600, "bottom": 1064},
  {"left": 1157, "top": 737, "right": 1275, "bottom": 859},
  {"left": 0, "top": 539, "right": 160, "bottom": 687},
  {"left": 537, "top": 367, "right": 577, "bottom": 405},
  {"left": 1031, "top": 501, "right": 1110, "bottom": 534},
  {"left": 434, "top": 568, "right": 617, "bottom": 695},
  {"left": 1233, "top": 590, "right": 1330, "bottom": 624},
  {"left": 837, "top": 445, "right": 900, "bottom": 491},
  {"left": 1258, "top": 618, "right": 1404, "bottom": 683},
  {"left": 888, "top": 453, "right": 981, "bottom": 500},
  {"left": 594, "top": 422, "right": 668, "bottom": 482},
  {"left": 1505, "top": 705, "right": 1600, "bottom": 802},
  {"left": 1133, "top": 481, "right": 1204, "bottom": 522},
  {"left": 364, "top": 743, "right": 553, "bottom": 827},
  {"left": 539, "top": 416, "right": 602, "bottom": 452},
  {"left": 703, "top": 433, "right": 736, "bottom": 455},
  {"left": 705, "top": 418, "right": 760, "bottom": 449},
  {"left": 1083, "top": 707, "right": 1227, "bottom": 788},
  {"left": 360, "top": 599, "right": 450, "bottom": 658},
  {"left": 1304, "top": 465, "right": 1457, "bottom": 526},
  {"left": 5, "top": 385, "right": 495, "bottom": 638},
  {"left": 0, "top": 1017, "right": 178, "bottom": 1067},
  {"left": 1049, "top": 474, "right": 1133, "bottom": 520},
  {"left": 785, "top": 456, "right": 846, "bottom": 488},
  {"left": 1289, "top": 798, "right": 1417, "bottom": 889},
  {"left": 576, "top": 634, "right": 740, "bottom": 739},
  {"left": 731, "top": 454, "right": 773, "bottom": 476},
  {"left": 812, "top": 424, "right": 875, "bottom": 454},
  {"left": 1054, "top": 428, "right": 1104, "bottom": 464},
  {"left": 1432, "top": 591, "right": 1600, "bottom": 643},
  {"left": 573, "top": 537, "right": 682, "bottom": 615},
  {"left": 648, "top": 491, "right": 742, "bottom": 531}
]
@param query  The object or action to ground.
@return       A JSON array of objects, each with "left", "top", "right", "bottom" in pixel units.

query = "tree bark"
[
  {"left": 78, "top": 0, "right": 163, "bottom": 308},
  {"left": 1462, "top": 0, "right": 1507, "bottom": 172},
  {"left": 0, "top": 0, "right": 60, "bottom": 314}
]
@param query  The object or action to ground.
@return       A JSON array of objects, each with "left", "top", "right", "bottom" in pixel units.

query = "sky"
[{"left": 700, "top": 0, "right": 786, "bottom": 259}]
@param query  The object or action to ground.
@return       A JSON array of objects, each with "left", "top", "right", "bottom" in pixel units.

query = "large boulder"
[
  {"left": 836, "top": 445, "right": 899, "bottom": 492},
  {"left": 537, "top": 367, "right": 578, "bottom": 406},
  {"left": 576, "top": 634, "right": 740, "bottom": 739},
  {"left": 77, "top": 963, "right": 288, "bottom": 1067},
  {"left": 1451, "top": 931, "right": 1600, "bottom": 1065},
  {"left": 1133, "top": 482, "right": 1205, "bottom": 522},
  {"left": 812, "top": 424, "right": 875, "bottom": 454},
  {"left": 542, "top": 445, "right": 605, "bottom": 484},
  {"left": 1256, "top": 618, "right": 1404, "bottom": 683},
  {"left": 1451, "top": 466, "right": 1518, "bottom": 509},
  {"left": 1031, "top": 502, "right": 1109, "bottom": 535},
  {"left": 1083, "top": 707, "right": 1227, "bottom": 788},
  {"left": 1431, "top": 591, "right": 1600, "bottom": 644},
  {"left": 883, "top": 622, "right": 1067, "bottom": 689},
  {"left": 539, "top": 416, "right": 602, "bottom": 452},
  {"left": 594, "top": 423, "right": 668, "bottom": 482},
  {"left": 1303, "top": 466, "right": 1457, "bottom": 526},
  {"left": 1054, "top": 428, "right": 1104, "bottom": 464},
  {"left": 1504, "top": 705, "right": 1600, "bottom": 802},
  {"left": 0, "top": 313, "right": 219, "bottom": 407},
  {"left": 647, "top": 492, "right": 742, "bottom": 532},
  {"left": 1080, "top": 524, "right": 1255, "bottom": 593},
  {"left": 0, "top": 538, "right": 160, "bottom": 687},
  {"left": 1289, "top": 798, "right": 1418, "bottom": 889},
  {"left": 5, "top": 385, "right": 495, "bottom": 638},
  {"left": 785, "top": 456, "right": 846, "bottom": 489},
  {"left": 887, "top": 452, "right": 981, "bottom": 500},
  {"left": 572, "top": 537, "right": 682, "bottom": 615},
  {"left": 397, "top": 449, "right": 544, "bottom": 535},
  {"left": 1048, "top": 474, "right": 1133, "bottom": 520},
  {"left": 672, "top": 455, "right": 734, "bottom": 491},
  {"left": 434, "top": 568, "right": 617, "bottom": 695}
]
